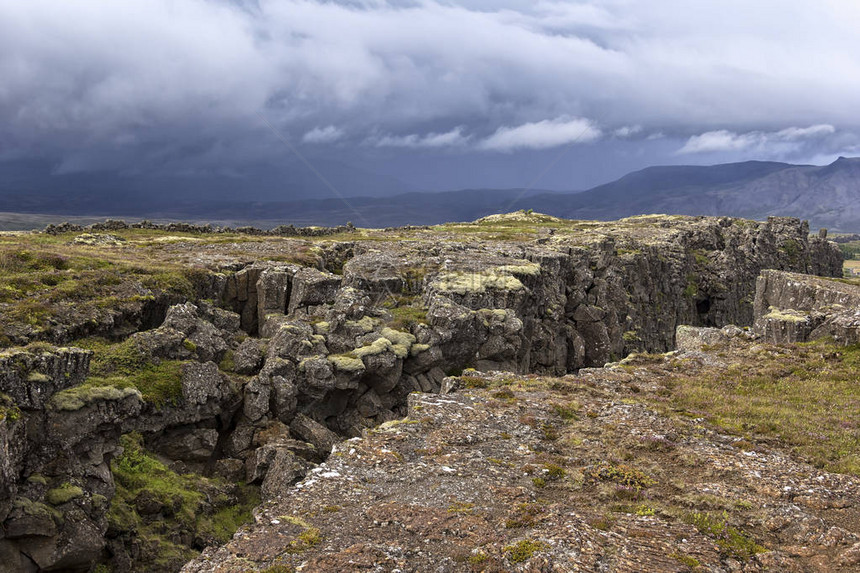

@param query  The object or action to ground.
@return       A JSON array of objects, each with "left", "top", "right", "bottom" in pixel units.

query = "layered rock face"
[
  {"left": 0, "top": 214, "right": 843, "bottom": 572},
  {"left": 224, "top": 215, "right": 840, "bottom": 371},
  {"left": 754, "top": 270, "right": 860, "bottom": 344}
]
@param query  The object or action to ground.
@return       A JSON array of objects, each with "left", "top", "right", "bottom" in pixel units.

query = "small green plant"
[
  {"left": 684, "top": 511, "right": 766, "bottom": 559},
  {"left": 460, "top": 375, "right": 488, "bottom": 389},
  {"left": 551, "top": 401, "right": 580, "bottom": 420},
  {"left": 587, "top": 515, "right": 615, "bottom": 531},
  {"left": 635, "top": 504, "right": 655, "bottom": 516},
  {"left": 541, "top": 423, "right": 559, "bottom": 441},
  {"left": 447, "top": 501, "right": 476, "bottom": 513},
  {"left": 468, "top": 551, "right": 489, "bottom": 564},
  {"left": 505, "top": 502, "right": 545, "bottom": 528},
  {"left": 588, "top": 462, "right": 655, "bottom": 492},
  {"left": 670, "top": 552, "right": 701, "bottom": 568},
  {"left": 543, "top": 463, "right": 565, "bottom": 480},
  {"left": 218, "top": 349, "right": 235, "bottom": 372},
  {"left": 684, "top": 274, "right": 698, "bottom": 298},
  {"left": 386, "top": 301, "right": 428, "bottom": 330},
  {"left": 492, "top": 388, "right": 515, "bottom": 400},
  {"left": 506, "top": 539, "right": 546, "bottom": 563},
  {"left": 284, "top": 524, "right": 322, "bottom": 553}
]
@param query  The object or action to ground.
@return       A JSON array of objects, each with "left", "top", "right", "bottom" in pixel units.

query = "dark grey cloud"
[{"left": 2, "top": 0, "right": 860, "bottom": 191}]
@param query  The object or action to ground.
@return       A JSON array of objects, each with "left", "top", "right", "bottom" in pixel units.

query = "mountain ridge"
[{"left": 3, "top": 157, "right": 860, "bottom": 231}]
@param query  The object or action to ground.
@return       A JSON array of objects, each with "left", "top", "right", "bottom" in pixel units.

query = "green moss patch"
[
  {"left": 327, "top": 353, "right": 365, "bottom": 372},
  {"left": 50, "top": 384, "right": 140, "bottom": 411},
  {"left": 12, "top": 497, "right": 63, "bottom": 523},
  {"left": 505, "top": 539, "right": 547, "bottom": 564},
  {"left": 0, "top": 392, "right": 20, "bottom": 422},
  {"left": 106, "top": 433, "right": 260, "bottom": 572},
  {"left": 72, "top": 337, "right": 185, "bottom": 406},
  {"left": 433, "top": 270, "right": 525, "bottom": 295},
  {"left": 45, "top": 483, "right": 84, "bottom": 505}
]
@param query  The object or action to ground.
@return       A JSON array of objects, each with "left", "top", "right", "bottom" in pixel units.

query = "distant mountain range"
[
  {"left": 2, "top": 157, "right": 860, "bottom": 231},
  {"left": 521, "top": 157, "right": 860, "bottom": 231}
]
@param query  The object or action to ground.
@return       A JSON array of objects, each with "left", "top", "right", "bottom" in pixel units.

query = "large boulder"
[
  {"left": 289, "top": 414, "right": 341, "bottom": 460},
  {"left": 288, "top": 268, "right": 342, "bottom": 315}
]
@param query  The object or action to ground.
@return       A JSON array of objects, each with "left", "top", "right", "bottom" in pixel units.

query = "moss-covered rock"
[
  {"left": 45, "top": 483, "right": 84, "bottom": 505},
  {"left": 327, "top": 354, "right": 365, "bottom": 372},
  {"left": 353, "top": 337, "right": 393, "bottom": 359},
  {"left": 105, "top": 433, "right": 260, "bottom": 572},
  {"left": 50, "top": 384, "right": 141, "bottom": 411},
  {"left": 433, "top": 270, "right": 526, "bottom": 295}
]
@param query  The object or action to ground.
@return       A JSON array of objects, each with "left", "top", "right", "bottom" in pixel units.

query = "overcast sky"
[{"left": 2, "top": 0, "right": 860, "bottom": 193}]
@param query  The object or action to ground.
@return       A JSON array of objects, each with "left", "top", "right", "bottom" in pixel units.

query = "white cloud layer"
[
  {"left": 1, "top": 0, "right": 859, "bottom": 170},
  {"left": 479, "top": 117, "right": 601, "bottom": 151},
  {"left": 370, "top": 127, "right": 469, "bottom": 148},
  {"left": 303, "top": 126, "right": 345, "bottom": 144},
  {"left": 679, "top": 125, "right": 836, "bottom": 154}
]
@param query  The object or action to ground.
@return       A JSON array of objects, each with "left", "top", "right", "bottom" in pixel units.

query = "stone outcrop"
[
  {"left": 754, "top": 270, "right": 860, "bottom": 344},
  {"left": 43, "top": 219, "right": 355, "bottom": 237},
  {"left": 0, "top": 306, "right": 244, "bottom": 572}
]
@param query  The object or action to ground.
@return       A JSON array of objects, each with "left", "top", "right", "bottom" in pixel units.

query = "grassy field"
[{"left": 646, "top": 339, "right": 860, "bottom": 476}]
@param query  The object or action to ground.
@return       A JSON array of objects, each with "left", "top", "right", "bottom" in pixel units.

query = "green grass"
[
  {"left": 111, "top": 433, "right": 204, "bottom": 526},
  {"left": 382, "top": 295, "right": 429, "bottom": 330},
  {"left": 0, "top": 237, "right": 213, "bottom": 342},
  {"left": 197, "top": 485, "right": 261, "bottom": 544},
  {"left": 660, "top": 339, "right": 860, "bottom": 476},
  {"left": 587, "top": 462, "right": 656, "bottom": 491},
  {"left": 387, "top": 305, "right": 428, "bottom": 330},
  {"left": 551, "top": 401, "right": 580, "bottom": 420}
]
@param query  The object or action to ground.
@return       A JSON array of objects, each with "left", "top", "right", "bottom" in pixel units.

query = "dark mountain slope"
[{"left": 518, "top": 158, "right": 860, "bottom": 231}]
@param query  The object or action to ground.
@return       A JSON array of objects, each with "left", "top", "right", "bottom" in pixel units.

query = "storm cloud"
[{"left": 2, "top": 0, "right": 860, "bottom": 189}]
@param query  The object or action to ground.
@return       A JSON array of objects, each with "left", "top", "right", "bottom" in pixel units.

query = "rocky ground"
[
  {"left": 184, "top": 331, "right": 860, "bottom": 572},
  {"left": 0, "top": 213, "right": 854, "bottom": 572}
]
